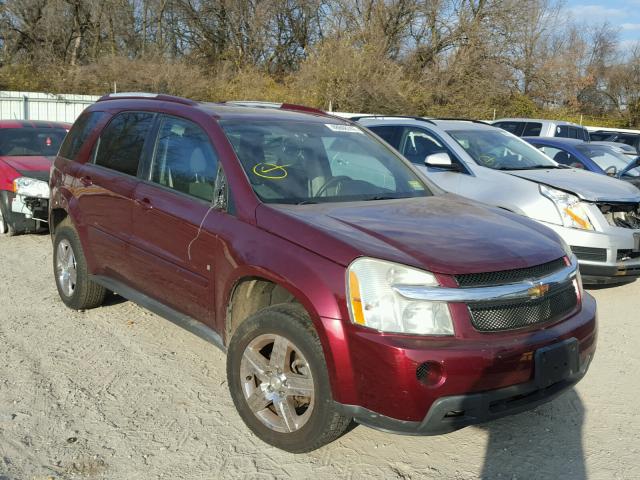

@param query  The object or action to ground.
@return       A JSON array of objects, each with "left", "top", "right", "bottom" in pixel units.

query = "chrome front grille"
[
  {"left": 392, "top": 256, "right": 580, "bottom": 333},
  {"left": 454, "top": 257, "right": 577, "bottom": 332},
  {"left": 468, "top": 283, "right": 578, "bottom": 332}
]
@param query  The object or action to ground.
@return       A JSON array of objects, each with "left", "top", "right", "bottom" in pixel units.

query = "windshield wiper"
[
  {"left": 362, "top": 195, "right": 401, "bottom": 201},
  {"left": 296, "top": 200, "right": 318, "bottom": 205},
  {"left": 498, "top": 165, "right": 563, "bottom": 170}
]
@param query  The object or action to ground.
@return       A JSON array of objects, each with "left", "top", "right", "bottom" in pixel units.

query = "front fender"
[
  {"left": 213, "top": 218, "right": 357, "bottom": 404},
  {"left": 49, "top": 158, "right": 96, "bottom": 269}
]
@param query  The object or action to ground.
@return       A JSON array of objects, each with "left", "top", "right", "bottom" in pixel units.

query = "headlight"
[
  {"left": 13, "top": 177, "right": 49, "bottom": 198},
  {"left": 540, "top": 184, "right": 594, "bottom": 230},
  {"left": 347, "top": 257, "right": 454, "bottom": 335}
]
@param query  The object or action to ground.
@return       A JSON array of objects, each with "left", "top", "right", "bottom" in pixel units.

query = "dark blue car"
[{"left": 524, "top": 137, "right": 640, "bottom": 189}]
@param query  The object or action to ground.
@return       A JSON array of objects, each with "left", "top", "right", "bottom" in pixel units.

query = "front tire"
[
  {"left": 53, "top": 220, "right": 106, "bottom": 310},
  {"left": 227, "top": 304, "right": 351, "bottom": 452}
]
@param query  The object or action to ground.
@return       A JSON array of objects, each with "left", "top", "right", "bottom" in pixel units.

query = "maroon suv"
[{"left": 49, "top": 94, "right": 597, "bottom": 452}]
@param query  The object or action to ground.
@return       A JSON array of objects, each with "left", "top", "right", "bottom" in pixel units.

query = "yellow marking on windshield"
[{"left": 252, "top": 163, "right": 290, "bottom": 179}]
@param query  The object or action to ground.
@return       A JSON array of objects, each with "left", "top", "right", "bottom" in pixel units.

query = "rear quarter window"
[
  {"left": 59, "top": 111, "right": 106, "bottom": 161},
  {"left": 581, "top": 129, "right": 590, "bottom": 141},
  {"left": 522, "top": 122, "right": 542, "bottom": 136},
  {"left": 555, "top": 125, "right": 584, "bottom": 139}
]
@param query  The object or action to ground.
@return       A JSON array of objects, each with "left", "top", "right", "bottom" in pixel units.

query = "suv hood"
[
  {"left": 257, "top": 195, "right": 565, "bottom": 275},
  {"left": 507, "top": 168, "right": 640, "bottom": 202},
  {"left": 0, "top": 155, "right": 53, "bottom": 173}
]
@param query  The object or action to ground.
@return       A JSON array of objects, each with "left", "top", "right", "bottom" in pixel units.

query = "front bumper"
[
  {"left": 326, "top": 292, "right": 597, "bottom": 434},
  {"left": 339, "top": 338, "right": 591, "bottom": 435},
  {"left": 539, "top": 220, "right": 640, "bottom": 283},
  {"left": 11, "top": 192, "right": 49, "bottom": 220},
  {"left": 0, "top": 190, "right": 48, "bottom": 233}
]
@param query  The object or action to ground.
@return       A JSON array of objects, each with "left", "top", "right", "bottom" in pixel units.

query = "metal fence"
[{"left": 0, "top": 90, "right": 100, "bottom": 123}]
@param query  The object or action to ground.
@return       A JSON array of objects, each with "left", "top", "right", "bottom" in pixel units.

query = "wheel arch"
[
  {"left": 225, "top": 274, "right": 316, "bottom": 344},
  {"left": 223, "top": 268, "right": 352, "bottom": 403},
  {"left": 49, "top": 207, "right": 69, "bottom": 234}
]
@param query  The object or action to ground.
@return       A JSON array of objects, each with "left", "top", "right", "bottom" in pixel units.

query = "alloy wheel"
[
  {"left": 56, "top": 239, "right": 77, "bottom": 297},
  {"left": 240, "top": 333, "right": 315, "bottom": 433}
]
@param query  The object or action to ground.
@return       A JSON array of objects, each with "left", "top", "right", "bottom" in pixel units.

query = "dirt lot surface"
[{"left": 1, "top": 234, "right": 639, "bottom": 480}]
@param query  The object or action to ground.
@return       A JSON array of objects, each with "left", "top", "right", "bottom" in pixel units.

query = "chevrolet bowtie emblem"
[{"left": 528, "top": 283, "right": 550, "bottom": 299}]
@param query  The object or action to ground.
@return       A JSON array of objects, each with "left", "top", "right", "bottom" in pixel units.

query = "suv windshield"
[
  {"left": 576, "top": 145, "right": 640, "bottom": 177},
  {"left": 220, "top": 120, "right": 430, "bottom": 204},
  {"left": 447, "top": 129, "right": 559, "bottom": 170},
  {"left": 0, "top": 128, "right": 67, "bottom": 156}
]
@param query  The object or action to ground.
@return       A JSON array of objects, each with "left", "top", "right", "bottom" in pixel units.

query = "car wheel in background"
[
  {"left": 0, "top": 203, "right": 16, "bottom": 236},
  {"left": 227, "top": 304, "right": 351, "bottom": 453},
  {"left": 53, "top": 219, "right": 107, "bottom": 310}
]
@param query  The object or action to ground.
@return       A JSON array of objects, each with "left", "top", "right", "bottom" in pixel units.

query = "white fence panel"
[{"left": 0, "top": 90, "right": 100, "bottom": 123}]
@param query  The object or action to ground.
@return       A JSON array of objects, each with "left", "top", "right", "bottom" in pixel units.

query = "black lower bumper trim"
[
  {"left": 580, "top": 262, "right": 640, "bottom": 284},
  {"left": 338, "top": 345, "right": 592, "bottom": 436}
]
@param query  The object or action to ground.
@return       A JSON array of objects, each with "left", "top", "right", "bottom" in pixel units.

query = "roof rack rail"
[
  {"left": 225, "top": 100, "right": 281, "bottom": 108},
  {"left": 97, "top": 92, "right": 198, "bottom": 106},
  {"left": 224, "top": 100, "right": 326, "bottom": 116},
  {"left": 351, "top": 115, "right": 436, "bottom": 125},
  {"left": 434, "top": 118, "right": 489, "bottom": 125}
]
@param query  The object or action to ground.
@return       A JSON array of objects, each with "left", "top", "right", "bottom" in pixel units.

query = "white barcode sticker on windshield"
[{"left": 325, "top": 124, "right": 363, "bottom": 134}]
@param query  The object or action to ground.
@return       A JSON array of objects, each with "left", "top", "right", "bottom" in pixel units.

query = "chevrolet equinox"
[{"left": 49, "top": 94, "right": 597, "bottom": 452}]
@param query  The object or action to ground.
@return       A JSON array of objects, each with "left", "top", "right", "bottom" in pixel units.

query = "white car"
[
  {"left": 356, "top": 116, "right": 640, "bottom": 284},
  {"left": 492, "top": 118, "right": 590, "bottom": 141}
]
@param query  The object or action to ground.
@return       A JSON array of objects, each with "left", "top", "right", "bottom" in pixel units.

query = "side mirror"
[
  {"left": 605, "top": 165, "right": 617, "bottom": 177},
  {"left": 425, "top": 152, "right": 458, "bottom": 170},
  {"left": 213, "top": 167, "right": 228, "bottom": 210}
]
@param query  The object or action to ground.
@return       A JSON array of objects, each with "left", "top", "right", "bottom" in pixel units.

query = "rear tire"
[
  {"left": 227, "top": 304, "right": 351, "bottom": 452},
  {"left": 53, "top": 220, "right": 106, "bottom": 310}
]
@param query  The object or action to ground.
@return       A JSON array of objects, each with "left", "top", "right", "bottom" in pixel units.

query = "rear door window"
[
  {"left": 368, "top": 125, "right": 403, "bottom": 149},
  {"left": 59, "top": 111, "right": 106, "bottom": 161},
  {"left": 149, "top": 115, "right": 219, "bottom": 202},
  {"left": 522, "top": 122, "right": 542, "bottom": 136},
  {"left": 494, "top": 122, "right": 525, "bottom": 136},
  {"left": 93, "top": 112, "right": 155, "bottom": 176}
]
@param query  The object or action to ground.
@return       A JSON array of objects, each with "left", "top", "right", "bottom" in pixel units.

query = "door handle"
[
  {"left": 134, "top": 197, "right": 153, "bottom": 210},
  {"left": 79, "top": 175, "right": 92, "bottom": 187}
]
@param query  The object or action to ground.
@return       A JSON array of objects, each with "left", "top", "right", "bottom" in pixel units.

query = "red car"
[
  {"left": 49, "top": 94, "right": 597, "bottom": 452},
  {"left": 0, "top": 120, "right": 69, "bottom": 235}
]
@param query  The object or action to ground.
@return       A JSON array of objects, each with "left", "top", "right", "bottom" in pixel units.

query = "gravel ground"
[{"left": 0, "top": 234, "right": 639, "bottom": 480}]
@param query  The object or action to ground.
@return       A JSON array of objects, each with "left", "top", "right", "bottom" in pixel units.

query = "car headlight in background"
[
  {"left": 13, "top": 177, "right": 49, "bottom": 198},
  {"left": 540, "top": 184, "right": 594, "bottom": 230},
  {"left": 347, "top": 257, "right": 454, "bottom": 335}
]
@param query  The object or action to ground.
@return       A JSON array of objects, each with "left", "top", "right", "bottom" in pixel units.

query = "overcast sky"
[{"left": 566, "top": 1, "right": 640, "bottom": 51}]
